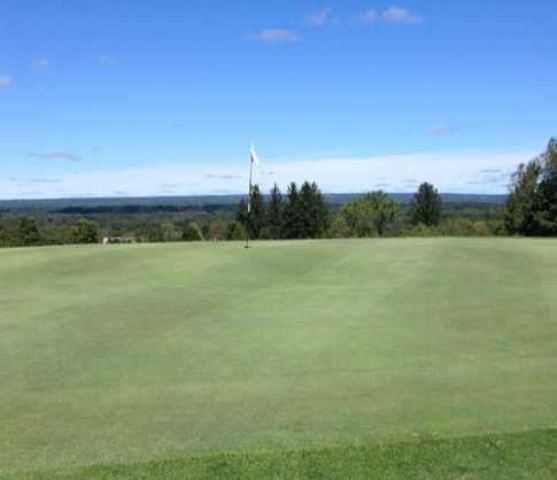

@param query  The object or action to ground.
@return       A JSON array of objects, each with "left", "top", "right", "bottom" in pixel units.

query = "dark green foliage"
[
  {"left": 0, "top": 214, "right": 4, "bottom": 246},
  {"left": 17, "top": 216, "right": 42, "bottom": 246},
  {"left": 267, "top": 184, "right": 284, "bottom": 239},
  {"left": 146, "top": 225, "right": 164, "bottom": 242},
  {"left": 340, "top": 195, "right": 377, "bottom": 237},
  {"left": 504, "top": 138, "right": 557, "bottom": 236},
  {"left": 160, "top": 222, "right": 181, "bottom": 242},
  {"left": 276, "top": 182, "right": 329, "bottom": 239},
  {"left": 234, "top": 187, "right": 265, "bottom": 240},
  {"left": 248, "top": 185, "right": 266, "bottom": 239},
  {"left": 532, "top": 173, "right": 557, "bottom": 234},
  {"left": 234, "top": 199, "right": 248, "bottom": 227},
  {"left": 226, "top": 220, "right": 246, "bottom": 241},
  {"left": 5, "top": 429, "right": 556, "bottom": 479},
  {"left": 295, "top": 181, "right": 329, "bottom": 238},
  {"left": 411, "top": 182, "right": 442, "bottom": 226},
  {"left": 71, "top": 218, "right": 100, "bottom": 244},
  {"left": 340, "top": 191, "right": 401, "bottom": 237},
  {"left": 233, "top": 182, "right": 328, "bottom": 240},
  {"left": 283, "top": 182, "right": 301, "bottom": 239},
  {"left": 503, "top": 159, "right": 542, "bottom": 234},
  {"left": 182, "top": 221, "right": 204, "bottom": 241}
]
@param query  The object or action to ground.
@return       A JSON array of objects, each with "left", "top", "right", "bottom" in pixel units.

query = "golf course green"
[{"left": 2, "top": 238, "right": 557, "bottom": 478}]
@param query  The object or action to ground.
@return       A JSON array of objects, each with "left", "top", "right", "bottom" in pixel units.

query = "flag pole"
[{"left": 245, "top": 148, "right": 254, "bottom": 249}]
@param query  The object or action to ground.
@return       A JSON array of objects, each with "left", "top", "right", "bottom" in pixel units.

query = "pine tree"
[
  {"left": 267, "top": 184, "right": 284, "bottom": 239},
  {"left": 311, "top": 181, "right": 329, "bottom": 237},
  {"left": 235, "top": 185, "right": 265, "bottom": 239},
  {"left": 248, "top": 185, "right": 266, "bottom": 239},
  {"left": 283, "top": 182, "right": 300, "bottom": 239},
  {"left": 411, "top": 182, "right": 442, "bottom": 226}
]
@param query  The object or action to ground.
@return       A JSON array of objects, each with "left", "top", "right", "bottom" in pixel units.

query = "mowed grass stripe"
[
  {"left": 1, "top": 239, "right": 557, "bottom": 474},
  {"left": 2, "top": 429, "right": 556, "bottom": 479}
]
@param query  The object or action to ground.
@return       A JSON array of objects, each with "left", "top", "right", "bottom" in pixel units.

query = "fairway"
[{"left": 2, "top": 238, "right": 557, "bottom": 478}]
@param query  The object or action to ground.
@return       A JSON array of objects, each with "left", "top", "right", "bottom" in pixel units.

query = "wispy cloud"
[
  {"left": 382, "top": 6, "right": 422, "bottom": 24},
  {"left": 96, "top": 54, "right": 116, "bottom": 65},
  {"left": 0, "top": 149, "right": 536, "bottom": 200},
  {"left": 29, "top": 151, "right": 82, "bottom": 162},
  {"left": 467, "top": 169, "right": 512, "bottom": 186},
  {"left": 426, "top": 124, "right": 475, "bottom": 136},
  {"left": 359, "top": 10, "right": 378, "bottom": 25},
  {"left": 257, "top": 29, "right": 301, "bottom": 44},
  {"left": 205, "top": 174, "right": 242, "bottom": 180},
  {"left": 307, "top": 8, "right": 335, "bottom": 27},
  {"left": 27, "top": 178, "right": 62, "bottom": 184},
  {"left": 360, "top": 6, "right": 422, "bottom": 26},
  {"left": 0, "top": 75, "right": 13, "bottom": 88},
  {"left": 33, "top": 58, "right": 51, "bottom": 70}
]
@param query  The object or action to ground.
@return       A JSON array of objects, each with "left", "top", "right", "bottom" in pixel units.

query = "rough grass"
[{"left": 1, "top": 238, "right": 557, "bottom": 478}]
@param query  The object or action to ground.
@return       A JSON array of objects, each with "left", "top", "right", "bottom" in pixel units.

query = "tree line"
[
  {"left": 230, "top": 180, "right": 460, "bottom": 240},
  {"left": 232, "top": 181, "right": 329, "bottom": 240},
  {"left": 1, "top": 137, "right": 554, "bottom": 247}
]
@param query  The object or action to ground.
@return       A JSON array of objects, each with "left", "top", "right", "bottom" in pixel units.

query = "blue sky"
[{"left": 0, "top": 0, "right": 555, "bottom": 198}]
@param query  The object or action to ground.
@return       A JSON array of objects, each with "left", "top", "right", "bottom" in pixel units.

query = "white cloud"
[
  {"left": 29, "top": 151, "right": 82, "bottom": 162},
  {"left": 0, "top": 150, "right": 537, "bottom": 199},
  {"left": 382, "top": 6, "right": 422, "bottom": 24},
  {"left": 33, "top": 58, "right": 51, "bottom": 70},
  {"left": 307, "top": 8, "right": 334, "bottom": 27},
  {"left": 0, "top": 75, "right": 13, "bottom": 88},
  {"left": 359, "top": 10, "right": 378, "bottom": 25},
  {"left": 257, "top": 29, "right": 301, "bottom": 44}
]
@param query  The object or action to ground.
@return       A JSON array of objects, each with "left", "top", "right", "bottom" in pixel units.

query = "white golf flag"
[{"left": 250, "top": 143, "right": 260, "bottom": 166}]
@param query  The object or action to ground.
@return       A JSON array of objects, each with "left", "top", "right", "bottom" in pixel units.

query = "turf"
[{"left": 1, "top": 238, "right": 557, "bottom": 478}]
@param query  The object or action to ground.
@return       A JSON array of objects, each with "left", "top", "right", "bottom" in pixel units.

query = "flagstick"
[{"left": 245, "top": 153, "right": 253, "bottom": 249}]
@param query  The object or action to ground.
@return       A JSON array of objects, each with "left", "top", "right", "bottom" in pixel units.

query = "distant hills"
[{"left": 0, "top": 193, "right": 507, "bottom": 212}]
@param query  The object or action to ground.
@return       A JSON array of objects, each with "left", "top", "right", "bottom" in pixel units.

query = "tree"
[
  {"left": 340, "top": 191, "right": 401, "bottom": 237},
  {"left": 297, "top": 181, "right": 328, "bottom": 238},
  {"left": 146, "top": 225, "right": 164, "bottom": 242},
  {"left": 182, "top": 221, "right": 204, "bottom": 241},
  {"left": 248, "top": 185, "right": 266, "bottom": 239},
  {"left": 226, "top": 220, "right": 246, "bottom": 241},
  {"left": 503, "top": 159, "right": 541, "bottom": 234},
  {"left": 161, "top": 222, "right": 181, "bottom": 242},
  {"left": 411, "top": 182, "right": 442, "bottom": 226},
  {"left": 267, "top": 184, "right": 284, "bottom": 239},
  {"left": 531, "top": 138, "right": 557, "bottom": 235},
  {"left": 17, "top": 216, "right": 41, "bottom": 246},
  {"left": 341, "top": 198, "right": 377, "bottom": 237},
  {"left": 504, "top": 138, "right": 557, "bottom": 236},
  {"left": 329, "top": 215, "right": 350, "bottom": 238},
  {"left": 283, "top": 182, "right": 301, "bottom": 239},
  {"left": 0, "top": 214, "right": 4, "bottom": 246},
  {"left": 72, "top": 218, "right": 100, "bottom": 244},
  {"left": 235, "top": 185, "right": 265, "bottom": 240}
]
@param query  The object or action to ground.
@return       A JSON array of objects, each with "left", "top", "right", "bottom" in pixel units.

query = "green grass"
[{"left": 2, "top": 238, "right": 557, "bottom": 478}]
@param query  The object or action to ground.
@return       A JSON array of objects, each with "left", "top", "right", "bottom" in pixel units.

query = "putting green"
[{"left": 1, "top": 238, "right": 557, "bottom": 476}]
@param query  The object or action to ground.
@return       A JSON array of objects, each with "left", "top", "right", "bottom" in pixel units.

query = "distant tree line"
[{"left": 1, "top": 137, "right": 554, "bottom": 247}]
